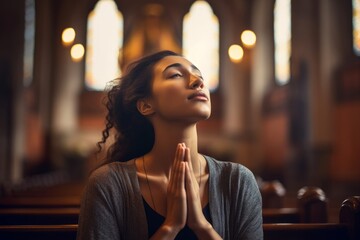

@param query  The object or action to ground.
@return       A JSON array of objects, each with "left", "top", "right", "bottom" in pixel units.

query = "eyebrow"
[{"left": 162, "top": 63, "right": 200, "bottom": 73}]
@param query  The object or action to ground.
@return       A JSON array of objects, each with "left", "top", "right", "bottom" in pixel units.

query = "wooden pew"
[
  {"left": 0, "top": 208, "right": 79, "bottom": 225},
  {"left": 0, "top": 222, "right": 351, "bottom": 240},
  {"left": 0, "top": 181, "right": 84, "bottom": 209},
  {"left": 0, "top": 206, "right": 301, "bottom": 225},
  {"left": 263, "top": 207, "right": 300, "bottom": 223},
  {"left": 339, "top": 196, "right": 360, "bottom": 240},
  {"left": 0, "top": 206, "right": 301, "bottom": 226},
  {"left": 260, "top": 180, "right": 286, "bottom": 208},
  {"left": 0, "top": 196, "right": 81, "bottom": 209},
  {"left": 297, "top": 186, "right": 328, "bottom": 223},
  {"left": 263, "top": 223, "right": 350, "bottom": 240},
  {"left": 0, "top": 206, "right": 303, "bottom": 226},
  {"left": 0, "top": 224, "right": 77, "bottom": 240},
  {"left": 0, "top": 196, "right": 358, "bottom": 240},
  {"left": 263, "top": 196, "right": 360, "bottom": 240},
  {"left": 262, "top": 186, "right": 328, "bottom": 223},
  {"left": 0, "top": 185, "right": 326, "bottom": 225}
]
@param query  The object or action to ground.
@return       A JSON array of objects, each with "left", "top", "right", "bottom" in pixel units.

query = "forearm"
[{"left": 192, "top": 222, "right": 222, "bottom": 240}]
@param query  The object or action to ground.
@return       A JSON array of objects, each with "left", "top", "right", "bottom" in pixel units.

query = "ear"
[{"left": 137, "top": 99, "right": 155, "bottom": 116}]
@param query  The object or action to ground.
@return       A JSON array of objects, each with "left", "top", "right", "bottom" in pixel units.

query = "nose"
[{"left": 189, "top": 74, "right": 204, "bottom": 89}]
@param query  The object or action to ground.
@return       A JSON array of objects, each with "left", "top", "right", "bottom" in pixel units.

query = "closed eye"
[{"left": 169, "top": 73, "right": 183, "bottom": 79}]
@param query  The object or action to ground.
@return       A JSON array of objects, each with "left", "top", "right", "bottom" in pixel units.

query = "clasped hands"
[
  {"left": 150, "top": 143, "right": 221, "bottom": 240},
  {"left": 161, "top": 143, "right": 211, "bottom": 238}
]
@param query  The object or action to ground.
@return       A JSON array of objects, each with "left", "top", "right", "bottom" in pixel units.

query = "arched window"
[
  {"left": 24, "top": 0, "right": 35, "bottom": 87},
  {"left": 274, "top": 0, "right": 291, "bottom": 85},
  {"left": 353, "top": 0, "right": 360, "bottom": 56},
  {"left": 183, "top": 0, "right": 219, "bottom": 92},
  {"left": 85, "top": 0, "right": 123, "bottom": 91}
]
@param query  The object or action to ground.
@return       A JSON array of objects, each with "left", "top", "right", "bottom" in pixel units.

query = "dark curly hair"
[{"left": 97, "top": 50, "right": 181, "bottom": 164}]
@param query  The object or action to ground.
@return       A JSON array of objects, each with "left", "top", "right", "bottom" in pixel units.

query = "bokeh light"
[
  {"left": 241, "top": 30, "right": 256, "bottom": 48},
  {"left": 228, "top": 44, "right": 244, "bottom": 63},
  {"left": 70, "top": 44, "right": 85, "bottom": 62},
  {"left": 62, "top": 28, "right": 76, "bottom": 46}
]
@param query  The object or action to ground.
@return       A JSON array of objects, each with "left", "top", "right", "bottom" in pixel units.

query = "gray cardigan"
[{"left": 77, "top": 156, "right": 263, "bottom": 240}]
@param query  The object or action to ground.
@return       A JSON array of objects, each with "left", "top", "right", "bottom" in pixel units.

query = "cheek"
[
  {"left": 152, "top": 83, "right": 184, "bottom": 103},
  {"left": 151, "top": 87, "right": 188, "bottom": 117}
]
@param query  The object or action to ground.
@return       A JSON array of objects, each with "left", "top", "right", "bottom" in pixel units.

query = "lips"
[{"left": 187, "top": 91, "right": 208, "bottom": 101}]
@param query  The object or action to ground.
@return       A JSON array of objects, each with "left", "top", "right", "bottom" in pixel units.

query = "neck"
[{"left": 145, "top": 121, "right": 201, "bottom": 178}]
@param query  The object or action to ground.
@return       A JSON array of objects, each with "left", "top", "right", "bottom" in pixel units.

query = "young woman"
[{"left": 76, "top": 50, "right": 263, "bottom": 240}]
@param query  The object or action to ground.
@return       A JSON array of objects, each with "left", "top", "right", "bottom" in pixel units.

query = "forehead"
[{"left": 154, "top": 55, "right": 195, "bottom": 73}]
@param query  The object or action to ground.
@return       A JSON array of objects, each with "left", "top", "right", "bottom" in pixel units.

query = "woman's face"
[{"left": 148, "top": 55, "right": 211, "bottom": 123}]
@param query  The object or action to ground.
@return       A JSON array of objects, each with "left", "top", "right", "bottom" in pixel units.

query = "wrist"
[
  {"left": 191, "top": 221, "right": 211, "bottom": 235},
  {"left": 162, "top": 223, "right": 181, "bottom": 235},
  {"left": 191, "top": 222, "right": 222, "bottom": 240},
  {"left": 150, "top": 223, "right": 181, "bottom": 240}
]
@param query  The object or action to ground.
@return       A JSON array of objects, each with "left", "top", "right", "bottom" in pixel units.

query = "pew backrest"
[
  {"left": 0, "top": 224, "right": 78, "bottom": 240},
  {"left": 340, "top": 196, "right": 360, "bottom": 240},
  {"left": 297, "top": 186, "right": 328, "bottom": 223},
  {"left": 0, "top": 208, "right": 79, "bottom": 225},
  {"left": 0, "top": 222, "right": 354, "bottom": 240},
  {"left": 263, "top": 223, "right": 350, "bottom": 240},
  {"left": 0, "top": 196, "right": 81, "bottom": 208},
  {"left": 262, "top": 208, "right": 300, "bottom": 223},
  {"left": 260, "top": 180, "right": 286, "bottom": 208}
]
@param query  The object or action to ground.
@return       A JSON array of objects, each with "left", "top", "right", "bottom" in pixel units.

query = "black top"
[{"left": 142, "top": 197, "right": 212, "bottom": 239}]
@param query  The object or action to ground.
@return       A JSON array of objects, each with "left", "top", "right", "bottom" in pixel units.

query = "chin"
[
  {"left": 184, "top": 111, "right": 211, "bottom": 123},
  {"left": 198, "top": 110, "right": 211, "bottom": 120}
]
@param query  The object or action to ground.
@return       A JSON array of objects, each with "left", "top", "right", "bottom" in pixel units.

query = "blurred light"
[
  {"left": 228, "top": 44, "right": 244, "bottom": 63},
  {"left": 62, "top": 28, "right": 76, "bottom": 46},
  {"left": 241, "top": 30, "right": 256, "bottom": 48},
  {"left": 71, "top": 44, "right": 85, "bottom": 62},
  {"left": 85, "top": 0, "right": 123, "bottom": 90},
  {"left": 183, "top": 0, "right": 219, "bottom": 92},
  {"left": 274, "top": 0, "right": 291, "bottom": 85},
  {"left": 353, "top": 0, "right": 360, "bottom": 55}
]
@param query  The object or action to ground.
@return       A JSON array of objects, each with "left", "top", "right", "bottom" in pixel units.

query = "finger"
[
  {"left": 185, "top": 147, "right": 198, "bottom": 184},
  {"left": 171, "top": 144, "right": 183, "bottom": 179},
  {"left": 185, "top": 162, "right": 197, "bottom": 202},
  {"left": 185, "top": 162, "right": 192, "bottom": 189},
  {"left": 179, "top": 161, "right": 185, "bottom": 190},
  {"left": 175, "top": 148, "right": 185, "bottom": 190},
  {"left": 185, "top": 147, "right": 194, "bottom": 171},
  {"left": 173, "top": 144, "right": 185, "bottom": 190},
  {"left": 169, "top": 144, "right": 182, "bottom": 193}
]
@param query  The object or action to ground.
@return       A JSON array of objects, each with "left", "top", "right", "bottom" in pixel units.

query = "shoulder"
[
  {"left": 86, "top": 160, "right": 137, "bottom": 191},
  {"left": 205, "top": 155, "right": 256, "bottom": 181},
  {"left": 205, "top": 155, "right": 260, "bottom": 197}
]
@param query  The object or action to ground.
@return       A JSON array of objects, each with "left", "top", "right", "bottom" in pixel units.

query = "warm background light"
[
  {"left": 183, "top": 0, "right": 219, "bottom": 92},
  {"left": 228, "top": 44, "right": 244, "bottom": 63},
  {"left": 241, "top": 30, "right": 256, "bottom": 48},
  {"left": 70, "top": 44, "right": 85, "bottom": 62},
  {"left": 62, "top": 28, "right": 76, "bottom": 46}
]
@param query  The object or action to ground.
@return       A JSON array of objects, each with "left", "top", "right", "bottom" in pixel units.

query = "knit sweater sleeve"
[
  {"left": 76, "top": 162, "right": 148, "bottom": 240},
  {"left": 76, "top": 164, "right": 122, "bottom": 240},
  {"left": 207, "top": 157, "right": 263, "bottom": 240},
  {"left": 232, "top": 165, "right": 263, "bottom": 240}
]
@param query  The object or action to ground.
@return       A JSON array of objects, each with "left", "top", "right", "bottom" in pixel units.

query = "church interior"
[{"left": 0, "top": 0, "right": 360, "bottom": 237}]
